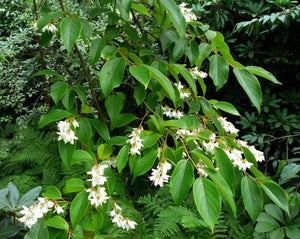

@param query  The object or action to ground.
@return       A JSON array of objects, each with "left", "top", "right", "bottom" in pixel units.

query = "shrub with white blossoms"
[
  {"left": 178, "top": 3, "right": 197, "bottom": 22},
  {"left": 149, "top": 161, "right": 172, "bottom": 187},
  {"left": 110, "top": 202, "right": 137, "bottom": 231},
  {"left": 126, "top": 127, "right": 144, "bottom": 155},
  {"left": 162, "top": 105, "right": 184, "bottom": 119}
]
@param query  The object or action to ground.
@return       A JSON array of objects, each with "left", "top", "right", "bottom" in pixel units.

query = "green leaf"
[
  {"left": 60, "top": 16, "right": 82, "bottom": 54},
  {"left": 58, "top": 141, "right": 75, "bottom": 170},
  {"left": 111, "top": 113, "right": 138, "bottom": 130},
  {"left": 71, "top": 150, "right": 94, "bottom": 165},
  {"left": 285, "top": 227, "right": 300, "bottom": 239},
  {"left": 62, "top": 88, "right": 75, "bottom": 111},
  {"left": 242, "top": 146, "right": 258, "bottom": 168},
  {"left": 74, "top": 85, "right": 86, "bottom": 103},
  {"left": 0, "top": 189, "right": 9, "bottom": 210},
  {"left": 38, "top": 109, "right": 70, "bottom": 128},
  {"left": 76, "top": 117, "right": 92, "bottom": 144},
  {"left": 246, "top": 66, "right": 281, "bottom": 85},
  {"left": 129, "top": 65, "right": 151, "bottom": 88},
  {"left": 193, "top": 178, "right": 221, "bottom": 230},
  {"left": 99, "top": 58, "right": 127, "bottom": 97},
  {"left": 63, "top": 178, "right": 85, "bottom": 194},
  {"left": 233, "top": 68, "right": 262, "bottom": 112},
  {"left": 211, "top": 32, "right": 233, "bottom": 61},
  {"left": 160, "top": 0, "right": 186, "bottom": 37},
  {"left": 7, "top": 182, "right": 19, "bottom": 209},
  {"left": 214, "top": 147, "right": 235, "bottom": 189},
  {"left": 42, "top": 186, "right": 62, "bottom": 200},
  {"left": 97, "top": 144, "right": 112, "bottom": 160},
  {"left": 205, "top": 168, "right": 237, "bottom": 218},
  {"left": 90, "top": 38, "right": 106, "bottom": 65},
  {"left": 34, "top": 69, "right": 65, "bottom": 80},
  {"left": 185, "top": 40, "right": 199, "bottom": 65},
  {"left": 105, "top": 94, "right": 123, "bottom": 121},
  {"left": 24, "top": 219, "right": 49, "bottom": 239},
  {"left": 209, "top": 55, "right": 229, "bottom": 90},
  {"left": 172, "top": 38, "right": 187, "bottom": 62},
  {"left": 261, "top": 180, "right": 290, "bottom": 216},
  {"left": 101, "top": 45, "right": 118, "bottom": 60},
  {"left": 205, "top": 30, "right": 217, "bottom": 41},
  {"left": 241, "top": 176, "right": 263, "bottom": 223},
  {"left": 116, "top": 0, "right": 132, "bottom": 20},
  {"left": 70, "top": 191, "right": 89, "bottom": 228},
  {"left": 144, "top": 65, "right": 176, "bottom": 103},
  {"left": 196, "top": 43, "right": 212, "bottom": 67},
  {"left": 90, "top": 119, "right": 110, "bottom": 142},
  {"left": 37, "top": 11, "right": 63, "bottom": 29},
  {"left": 265, "top": 204, "right": 285, "bottom": 223},
  {"left": 133, "top": 149, "right": 158, "bottom": 181},
  {"left": 108, "top": 136, "right": 127, "bottom": 146},
  {"left": 159, "top": 30, "right": 178, "bottom": 52},
  {"left": 170, "top": 160, "right": 195, "bottom": 205},
  {"left": 50, "top": 81, "right": 68, "bottom": 104},
  {"left": 142, "top": 134, "right": 162, "bottom": 149},
  {"left": 213, "top": 101, "right": 240, "bottom": 116},
  {"left": 80, "top": 18, "right": 92, "bottom": 42},
  {"left": 117, "top": 144, "right": 130, "bottom": 173},
  {"left": 255, "top": 212, "right": 280, "bottom": 233},
  {"left": 132, "top": 3, "right": 150, "bottom": 16},
  {"left": 18, "top": 186, "right": 42, "bottom": 208},
  {"left": 270, "top": 228, "right": 284, "bottom": 239},
  {"left": 134, "top": 85, "right": 147, "bottom": 105},
  {"left": 0, "top": 218, "right": 20, "bottom": 238},
  {"left": 46, "top": 216, "right": 69, "bottom": 231}
]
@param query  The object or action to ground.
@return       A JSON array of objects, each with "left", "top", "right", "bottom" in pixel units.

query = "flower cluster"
[
  {"left": 196, "top": 160, "right": 208, "bottom": 177},
  {"left": 203, "top": 133, "right": 219, "bottom": 154},
  {"left": 110, "top": 203, "right": 137, "bottom": 230},
  {"left": 33, "top": 21, "right": 58, "bottom": 33},
  {"left": 225, "top": 149, "right": 253, "bottom": 171},
  {"left": 162, "top": 105, "right": 184, "bottom": 119},
  {"left": 86, "top": 164, "right": 110, "bottom": 207},
  {"left": 126, "top": 127, "right": 144, "bottom": 155},
  {"left": 174, "top": 81, "right": 191, "bottom": 100},
  {"left": 178, "top": 3, "right": 197, "bottom": 22},
  {"left": 218, "top": 117, "right": 239, "bottom": 134},
  {"left": 57, "top": 119, "right": 79, "bottom": 144},
  {"left": 190, "top": 66, "right": 208, "bottom": 79},
  {"left": 237, "top": 140, "right": 265, "bottom": 162},
  {"left": 149, "top": 161, "right": 172, "bottom": 187},
  {"left": 18, "top": 197, "right": 63, "bottom": 228},
  {"left": 176, "top": 128, "right": 202, "bottom": 139}
]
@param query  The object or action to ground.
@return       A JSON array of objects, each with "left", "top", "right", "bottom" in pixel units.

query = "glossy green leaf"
[
  {"left": 255, "top": 212, "right": 280, "bottom": 233},
  {"left": 129, "top": 64, "right": 151, "bottom": 88},
  {"left": 241, "top": 176, "right": 263, "bottom": 222},
  {"left": 80, "top": 18, "right": 92, "bottom": 41},
  {"left": 105, "top": 94, "right": 123, "bottom": 121},
  {"left": 185, "top": 40, "right": 199, "bottom": 65},
  {"left": 99, "top": 57, "right": 127, "bottom": 97},
  {"left": 261, "top": 180, "right": 289, "bottom": 216},
  {"left": 116, "top": 144, "right": 130, "bottom": 173},
  {"left": 24, "top": 219, "right": 49, "bottom": 239},
  {"left": 246, "top": 66, "right": 281, "bottom": 85},
  {"left": 71, "top": 150, "right": 94, "bottom": 164},
  {"left": 196, "top": 43, "right": 212, "bottom": 67},
  {"left": 133, "top": 149, "right": 158, "bottom": 181},
  {"left": 142, "top": 134, "right": 162, "bottom": 149},
  {"left": 46, "top": 216, "right": 69, "bottom": 231},
  {"left": 37, "top": 11, "right": 63, "bottom": 29},
  {"left": 131, "top": 3, "right": 150, "bottom": 16},
  {"left": 18, "top": 186, "right": 42, "bottom": 208},
  {"left": 7, "top": 182, "right": 19, "bottom": 210},
  {"left": 42, "top": 186, "right": 62, "bottom": 200},
  {"left": 63, "top": 178, "right": 85, "bottom": 194},
  {"left": 265, "top": 204, "right": 285, "bottom": 223},
  {"left": 50, "top": 81, "right": 68, "bottom": 104},
  {"left": 90, "top": 38, "right": 106, "bottom": 65},
  {"left": 160, "top": 0, "right": 186, "bottom": 37},
  {"left": 233, "top": 68, "right": 262, "bottom": 112},
  {"left": 134, "top": 85, "right": 147, "bottom": 105},
  {"left": 61, "top": 16, "right": 82, "bottom": 54},
  {"left": 116, "top": 0, "right": 132, "bottom": 20},
  {"left": 62, "top": 88, "right": 75, "bottom": 111},
  {"left": 58, "top": 141, "right": 75, "bottom": 170},
  {"left": 170, "top": 160, "right": 195, "bottom": 205},
  {"left": 70, "top": 191, "right": 89, "bottom": 228},
  {"left": 97, "top": 144, "right": 112, "bottom": 160},
  {"left": 213, "top": 101, "right": 240, "bottom": 116},
  {"left": 111, "top": 113, "right": 138, "bottom": 130},
  {"left": 38, "top": 109, "right": 70, "bottom": 129},
  {"left": 76, "top": 117, "right": 92, "bottom": 144},
  {"left": 209, "top": 55, "right": 229, "bottom": 90},
  {"left": 34, "top": 69, "right": 65, "bottom": 80},
  {"left": 211, "top": 32, "right": 234, "bottom": 61},
  {"left": 193, "top": 178, "right": 221, "bottom": 230},
  {"left": 172, "top": 38, "right": 187, "bottom": 62},
  {"left": 90, "top": 119, "right": 110, "bottom": 142}
]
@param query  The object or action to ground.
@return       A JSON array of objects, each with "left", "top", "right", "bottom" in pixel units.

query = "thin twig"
[{"left": 256, "top": 134, "right": 300, "bottom": 146}]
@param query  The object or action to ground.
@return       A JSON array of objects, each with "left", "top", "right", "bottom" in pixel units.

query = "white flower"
[
  {"left": 217, "top": 117, "right": 239, "bottom": 134},
  {"left": 110, "top": 203, "right": 137, "bottom": 230},
  {"left": 179, "top": 3, "right": 197, "bottom": 22},
  {"left": 86, "top": 187, "right": 110, "bottom": 207},
  {"left": 104, "top": 157, "right": 117, "bottom": 168},
  {"left": 37, "top": 197, "right": 54, "bottom": 214},
  {"left": 149, "top": 161, "right": 172, "bottom": 187},
  {"left": 42, "top": 23, "right": 58, "bottom": 33},
  {"left": 57, "top": 119, "right": 78, "bottom": 144},
  {"left": 33, "top": 21, "right": 38, "bottom": 31},
  {"left": 225, "top": 149, "right": 253, "bottom": 171},
  {"left": 126, "top": 127, "right": 144, "bottom": 155},
  {"left": 190, "top": 67, "right": 208, "bottom": 79},
  {"left": 53, "top": 204, "right": 64, "bottom": 214},
  {"left": 248, "top": 146, "right": 265, "bottom": 162},
  {"left": 196, "top": 160, "right": 208, "bottom": 177},
  {"left": 87, "top": 164, "right": 109, "bottom": 187},
  {"left": 175, "top": 81, "right": 191, "bottom": 100},
  {"left": 162, "top": 106, "right": 184, "bottom": 119},
  {"left": 203, "top": 141, "right": 219, "bottom": 153}
]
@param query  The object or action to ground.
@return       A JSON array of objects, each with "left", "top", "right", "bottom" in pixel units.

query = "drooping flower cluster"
[
  {"left": 190, "top": 66, "right": 208, "bottom": 79},
  {"left": 57, "top": 119, "right": 79, "bottom": 144},
  {"left": 176, "top": 128, "right": 202, "bottom": 139},
  {"left": 162, "top": 105, "right": 184, "bottom": 119},
  {"left": 203, "top": 133, "right": 219, "bottom": 154},
  {"left": 126, "top": 127, "right": 144, "bottom": 155},
  {"left": 42, "top": 23, "right": 58, "bottom": 33},
  {"left": 174, "top": 81, "right": 191, "bottom": 100},
  {"left": 86, "top": 164, "right": 110, "bottom": 207},
  {"left": 178, "top": 3, "right": 197, "bottom": 22},
  {"left": 237, "top": 139, "right": 265, "bottom": 162},
  {"left": 225, "top": 149, "right": 253, "bottom": 171},
  {"left": 196, "top": 160, "right": 208, "bottom": 177},
  {"left": 149, "top": 161, "right": 172, "bottom": 187},
  {"left": 18, "top": 197, "right": 63, "bottom": 228},
  {"left": 217, "top": 117, "right": 239, "bottom": 134},
  {"left": 110, "top": 203, "right": 137, "bottom": 230}
]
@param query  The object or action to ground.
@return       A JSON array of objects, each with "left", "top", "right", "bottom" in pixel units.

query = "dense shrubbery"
[{"left": 0, "top": 0, "right": 299, "bottom": 238}]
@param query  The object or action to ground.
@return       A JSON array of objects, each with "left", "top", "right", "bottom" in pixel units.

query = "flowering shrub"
[{"left": 1, "top": 0, "right": 298, "bottom": 238}]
